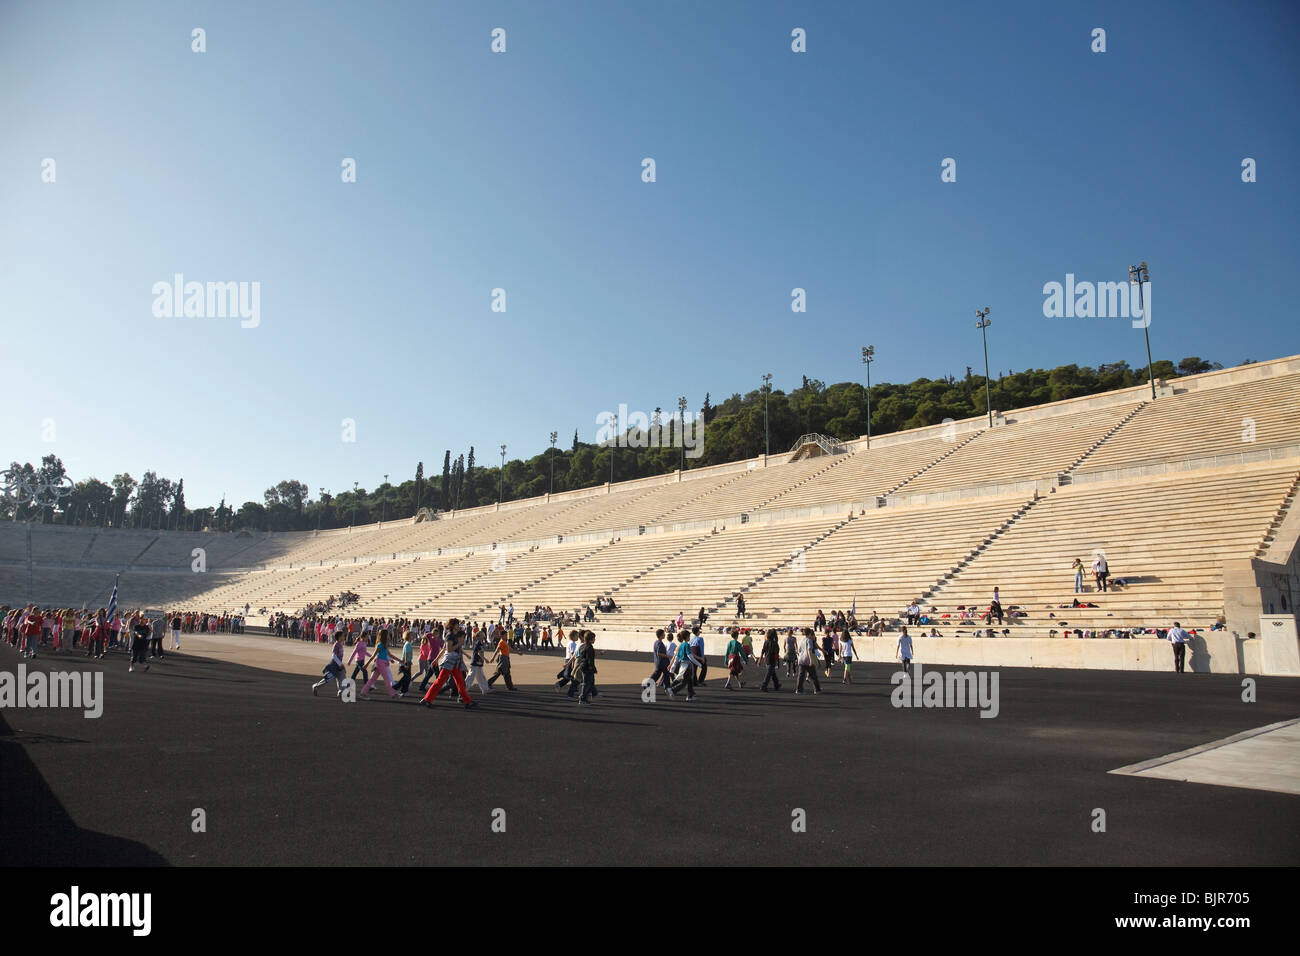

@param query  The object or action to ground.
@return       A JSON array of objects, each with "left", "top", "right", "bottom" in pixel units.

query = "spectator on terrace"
[
  {"left": 736, "top": 594, "right": 747, "bottom": 618},
  {"left": 1092, "top": 554, "right": 1109, "bottom": 592},
  {"left": 1071, "top": 557, "right": 1085, "bottom": 593}
]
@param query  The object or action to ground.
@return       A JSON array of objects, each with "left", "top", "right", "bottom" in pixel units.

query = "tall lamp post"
[
  {"left": 860, "top": 346, "right": 875, "bottom": 445},
  {"left": 975, "top": 309, "right": 993, "bottom": 428},
  {"left": 761, "top": 373, "right": 772, "bottom": 461},
  {"left": 499, "top": 444, "right": 507, "bottom": 504},
  {"left": 677, "top": 396, "right": 688, "bottom": 474},
  {"left": 1129, "top": 261, "right": 1155, "bottom": 399},
  {"left": 549, "top": 431, "right": 558, "bottom": 495},
  {"left": 608, "top": 413, "right": 618, "bottom": 486}
]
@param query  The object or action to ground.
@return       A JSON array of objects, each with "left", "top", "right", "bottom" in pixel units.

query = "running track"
[{"left": 2, "top": 643, "right": 1297, "bottom": 866}]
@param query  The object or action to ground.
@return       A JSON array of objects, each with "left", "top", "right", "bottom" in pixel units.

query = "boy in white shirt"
[{"left": 896, "top": 627, "right": 914, "bottom": 676}]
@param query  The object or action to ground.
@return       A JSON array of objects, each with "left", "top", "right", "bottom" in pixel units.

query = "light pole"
[
  {"left": 975, "top": 309, "right": 993, "bottom": 428},
  {"left": 352, "top": 481, "right": 358, "bottom": 526},
  {"left": 499, "top": 444, "right": 507, "bottom": 503},
  {"left": 609, "top": 413, "right": 618, "bottom": 486},
  {"left": 761, "top": 373, "right": 772, "bottom": 461},
  {"left": 549, "top": 431, "right": 558, "bottom": 495},
  {"left": 382, "top": 474, "right": 388, "bottom": 521},
  {"left": 860, "top": 346, "right": 875, "bottom": 445},
  {"left": 1129, "top": 261, "right": 1155, "bottom": 399},
  {"left": 317, "top": 487, "right": 324, "bottom": 529},
  {"left": 677, "top": 396, "right": 688, "bottom": 473}
]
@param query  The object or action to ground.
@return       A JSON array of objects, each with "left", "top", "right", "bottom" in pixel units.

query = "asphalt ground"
[{"left": 1, "top": 641, "right": 1298, "bottom": 867}]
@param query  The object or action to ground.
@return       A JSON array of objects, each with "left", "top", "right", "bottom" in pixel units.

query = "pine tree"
[
  {"left": 441, "top": 451, "right": 451, "bottom": 510},
  {"left": 171, "top": 478, "right": 185, "bottom": 529},
  {"left": 572, "top": 429, "right": 579, "bottom": 452},
  {"left": 702, "top": 392, "right": 713, "bottom": 424},
  {"left": 414, "top": 461, "right": 424, "bottom": 512}
]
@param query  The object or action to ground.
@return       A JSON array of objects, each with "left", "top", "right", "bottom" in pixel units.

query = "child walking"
[{"left": 359, "top": 629, "right": 399, "bottom": 699}]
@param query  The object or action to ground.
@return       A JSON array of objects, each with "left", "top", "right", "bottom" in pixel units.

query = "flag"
[
  {"left": 850, "top": 596, "right": 856, "bottom": 617},
  {"left": 106, "top": 574, "right": 119, "bottom": 623}
]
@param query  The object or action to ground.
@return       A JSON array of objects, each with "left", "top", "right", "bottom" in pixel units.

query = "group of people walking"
[{"left": 3, "top": 604, "right": 183, "bottom": 667}]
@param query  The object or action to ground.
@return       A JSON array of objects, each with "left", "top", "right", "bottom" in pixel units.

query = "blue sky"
[{"left": 2, "top": 0, "right": 1296, "bottom": 508}]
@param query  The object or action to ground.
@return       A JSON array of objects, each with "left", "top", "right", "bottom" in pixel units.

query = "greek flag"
[{"left": 106, "top": 574, "right": 119, "bottom": 622}]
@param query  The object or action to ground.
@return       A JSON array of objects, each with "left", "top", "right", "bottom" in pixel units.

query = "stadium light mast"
[
  {"left": 860, "top": 346, "right": 875, "bottom": 446},
  {"left": 677, "top": 396, "right": 688, "bottom": 474},
  {"left": 549, "top": 431, "right": 558, "bottom": 496},
  {"left": 608, "top": 413, "right": 618, "bottom": 486},
  {"left": 761, "top": 373, "right": 772, "bottom": 461},
  {"left": 499, "top": 444, "right": 507, "bottom": 504},
  {"left": 1129, "top": 261, "right": 1155, "bottom": 399},
  {"left": 975, "top": 309, "right": 993, "bottom": 428}
]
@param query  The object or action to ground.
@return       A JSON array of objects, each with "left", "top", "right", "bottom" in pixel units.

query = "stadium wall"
[{"left": 582, "top": 628, "right": 1250, "bottom": 674}]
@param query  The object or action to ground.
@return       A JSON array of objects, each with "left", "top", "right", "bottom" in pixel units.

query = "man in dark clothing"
[{"left": 760, "top": 628, "right": 782, "bottom": 691}]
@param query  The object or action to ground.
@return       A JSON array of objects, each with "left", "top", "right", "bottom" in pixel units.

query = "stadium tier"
[{"left": 3, "top": 356, "right": 1298, "bottom": 652}]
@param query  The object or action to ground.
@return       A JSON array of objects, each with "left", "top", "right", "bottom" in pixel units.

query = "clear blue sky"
[{"left": 2, "top": 0, "right": 1296, "bottom": 508}]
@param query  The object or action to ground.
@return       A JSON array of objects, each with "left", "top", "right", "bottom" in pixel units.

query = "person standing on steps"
[
  {"left": 1071, "top": 557, "right": 1085, "bottom": 594},
  {"left": 1093, "top": 554, "right": 1109, "bottom": 593}
]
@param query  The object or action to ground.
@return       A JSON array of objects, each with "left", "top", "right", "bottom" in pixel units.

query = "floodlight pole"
[
  {"left": 549, "top": 431, "right": 558, "bottom": 496},
  {"left": 761, "top": 373, "right": 772, "bottom": 461},
  {"left": 975, "top": 309, "right": 993, "bottom": 428},
  {"left": 861, "top": 346, "right": 875, "bottom": 445},
  {"left": 1130, "top": 261, "right": 1155, "bottom": 399}
]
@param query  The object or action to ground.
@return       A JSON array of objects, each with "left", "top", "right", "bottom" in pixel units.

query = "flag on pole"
[
  {"left": 851, "top": 596, "right": 856, "bottom": 617},
  {"left": 106, "top": 573, "right": 119, "bottom": 623}
]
